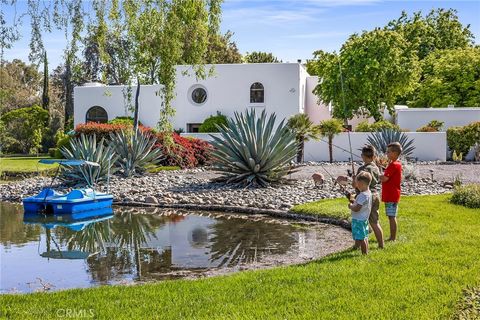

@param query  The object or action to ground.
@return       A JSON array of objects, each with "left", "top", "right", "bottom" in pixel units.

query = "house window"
[
  {"left": 250, "top": 82, "right": 264, "bottom": 103},
  {"left": 85, "top": 106, "right": 108, "bottom": 123},
  {"left": 188, "top": 85, "right": 208, "bottom": 105},
  {"left": 187, "top": 123, "right": 202, "bottom": 133}
]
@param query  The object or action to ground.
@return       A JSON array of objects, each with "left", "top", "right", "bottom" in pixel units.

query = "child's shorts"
[
  {"left": 385, "top": 202, "right": 399, "bottom": 217},
  {"left": 351, "top": 219, "right": 369, "bottom": 240}
]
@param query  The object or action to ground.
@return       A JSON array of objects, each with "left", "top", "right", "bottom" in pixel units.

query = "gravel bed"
[{"left": 2, "top": 163, "right": 477, "bottom": 211}]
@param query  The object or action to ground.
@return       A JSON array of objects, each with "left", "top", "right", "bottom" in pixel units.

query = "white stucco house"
[{"left": 74, "top": 63, "right": 333, "bottom": 132}]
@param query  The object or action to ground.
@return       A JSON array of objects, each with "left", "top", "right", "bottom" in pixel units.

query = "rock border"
[{"left": 114, "top": 201, "right": 352, "bottom": 230}]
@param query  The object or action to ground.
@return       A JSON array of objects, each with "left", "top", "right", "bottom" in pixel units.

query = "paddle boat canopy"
[
  {"left": 23, "top": 209, "right": 114, "bottom": 259},
  {"left": 22, "top": 159, "right": 113, "bottom": 215}
]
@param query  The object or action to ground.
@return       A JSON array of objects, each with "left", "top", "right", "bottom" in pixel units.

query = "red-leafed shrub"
[
  {"left": 155, "top": 132, "right": 212, "bottom": 168},
  {"left": 75, "top": 122, "right": 157, "bottom": 141},
  {"left": 186, "top": 136, "right": 212, "bottom": 166},
  {"left": 75, "top": 122, "right": 128, "bottom": 141},
  {"left": 74, "top": 123, "right": 211, "bottom": 168}
]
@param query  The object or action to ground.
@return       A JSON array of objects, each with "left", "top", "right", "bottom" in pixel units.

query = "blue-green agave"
[
  {"left": 109, "top": 128, "right": 163, "bottom": 177},
  {"left": 210, "top": 109, "right": 298, "bottom": 187},
  {"left": 61, "top": 134, "right": 118, "bottom": 187},
  {"left": 367, "top": 128, "right": 415, "bottom": 158}
]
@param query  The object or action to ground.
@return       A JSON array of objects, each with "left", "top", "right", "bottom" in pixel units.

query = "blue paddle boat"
[{"left": 22, "top": 159, "right": 113, "bottom": 215}]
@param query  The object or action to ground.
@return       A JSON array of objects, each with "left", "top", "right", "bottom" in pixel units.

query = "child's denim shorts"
[
  {"left": 385, "top": 202, "right": 399, "bottom": 217},
  {"left": 351, "top": 219, "right": 369, "bottom": 240}
]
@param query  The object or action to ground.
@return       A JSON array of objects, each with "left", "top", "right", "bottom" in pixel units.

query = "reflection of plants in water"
[
  {"left": 85, "top": 248, "right": 135, "bottom": 283},
  {"left": 208, "top": 218, "right": 298, "bottom": 267},
  {"left": 55, "top": 220, "right": 112, "bottom": 254},
  {"left": 110, "top": 211, "right": 160, "bottom": 248},
  {"left": 87, "top": 211, "right": 168, "bottom": 281},
  {"left": 53, "top": 210, "right": 169, "bottom": 282},
  {"left": 0, "top": 203, "right": 42, "bottom": 245}
]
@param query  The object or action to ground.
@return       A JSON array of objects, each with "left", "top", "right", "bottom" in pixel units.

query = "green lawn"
[
  {"left": 1, "top": 194, "right": 479, "bottom": 319},
  {"left": 0, "top": 156, "right": 58, "bottom": 173}
]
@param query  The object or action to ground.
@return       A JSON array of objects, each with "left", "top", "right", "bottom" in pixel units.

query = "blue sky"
[{"left": 3, "top": 0, "right": 480, "bottom": 69}]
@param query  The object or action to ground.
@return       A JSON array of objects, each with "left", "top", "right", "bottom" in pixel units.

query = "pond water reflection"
[{"left": 0, "top": 202, "right": 349, "bottom": 293}]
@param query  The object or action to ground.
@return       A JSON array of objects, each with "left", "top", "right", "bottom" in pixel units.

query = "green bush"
[
  {"left": 199, "top": 112, "right": 228, "bottom": 133},
  {"left": 54, "top": 134, "right": 72, "bottom": 159},
  {"left": 355, "top": 121, "right": 372, "bottom": 132},
  {"left": 108, "top": 116, "right": 142, "bottom": 126},
  {"left": 0, "top": 120, "right": 6, "bottom": 152},
  {"left": 447, "top": 122, "right": 480, "bottom": 158},
  {"left": 48, "top": 148, "right": 56, "bottom": 158},
  {"left": 0, "top": 105, "right": 48, "bottom": 154},
  {"left": 417, "top": 120, "right": 444, "bottom": 132},
  {"left": 370, "top": 120, "right": 400, "bottom": 131},
  {"left": 451, "top": 184, "right": 480, "bottom": 208},
  {"left": 355, "top": 120, "right": 400, "bottom": 132}
]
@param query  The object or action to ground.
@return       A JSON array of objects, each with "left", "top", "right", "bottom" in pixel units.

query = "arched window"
[
  {"left": 85, "top": 106, "right": 108, "bottom": 123},
  {"left": 250, "top": 82, "right": 264, "bottom": 103}
]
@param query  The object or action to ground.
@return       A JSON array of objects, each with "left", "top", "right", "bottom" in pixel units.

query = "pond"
[{"left": 0, "top": 202, "right": 350, "bottom": 293}]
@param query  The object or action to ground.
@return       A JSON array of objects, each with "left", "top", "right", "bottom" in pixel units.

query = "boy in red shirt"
[{"left": 380, "top": 142, "right": 402, "bottom": 241}]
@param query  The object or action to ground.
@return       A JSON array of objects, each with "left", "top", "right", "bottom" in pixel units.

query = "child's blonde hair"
[{"left": 356, "top": 171, "right": 372, "bottom": 186}]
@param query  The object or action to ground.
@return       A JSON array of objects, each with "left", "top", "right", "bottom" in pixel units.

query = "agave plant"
[
  {"left": 109, "top": 128, "right": 163, "bottom": 177},
  {"left": 210, "top": 109, "right": 298, "bottom": 187},
  {"left": 367, "top": 128, "right": 415, "bottom": 158},
  {"left": 61, "top": 134, "right": 118, "bottom": 187}
]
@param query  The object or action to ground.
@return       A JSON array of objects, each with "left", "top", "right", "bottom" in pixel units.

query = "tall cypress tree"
[{"left": 42, "top": 51, "right": 49, "bottom": 110}]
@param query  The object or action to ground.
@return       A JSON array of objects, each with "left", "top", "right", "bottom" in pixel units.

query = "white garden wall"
[
  {"left": 183, "top": 132, "right": 447, "bottom": 162},
  {"left": 181, "top": 133, "right": 216, "bottom": 141},
  {"left": 304, "top": 132, "right": 446, "bottom": 162},
  {"left": 396, "top": 108, "right": 480, "bottom": 131}
]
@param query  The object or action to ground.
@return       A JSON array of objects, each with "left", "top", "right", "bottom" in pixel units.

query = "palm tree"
[
  {"left": 287, "top": 114, "right": 320, "bottom": 163},
  {"left": 318, "top": 119, "right": 343, "bottom": 163}
]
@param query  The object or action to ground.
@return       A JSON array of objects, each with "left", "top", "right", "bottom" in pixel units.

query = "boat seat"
[
  {"left": 35, "top": 188, "right": 62, "bottom": 198},
  {"left": 66, "top": 188, "right": 96, "bottom": 200}
]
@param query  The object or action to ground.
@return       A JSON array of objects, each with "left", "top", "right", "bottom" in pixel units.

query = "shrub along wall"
[
  {"left": 446, "top": 121, "right": 480, "bottom": 160},
  {"left": 64, "top": 123, "right": 212, "bottom": 168}
]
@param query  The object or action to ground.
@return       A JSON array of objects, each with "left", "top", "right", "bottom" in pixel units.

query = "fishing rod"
[
  {"left": 316, "top": 137, "right": 362, "bottom": 160},
  {"left": 337, "top": 56, "right": 356, "bottom": 177}
]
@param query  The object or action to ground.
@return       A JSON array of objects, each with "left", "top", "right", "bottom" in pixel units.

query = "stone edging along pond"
[{"left": 114, "top": 201, "right": 352, "bottom": 230}]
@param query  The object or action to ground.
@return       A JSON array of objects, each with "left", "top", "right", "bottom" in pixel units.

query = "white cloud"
[{"left": 223, "top": 7, "right": 324, "bottom": 24}]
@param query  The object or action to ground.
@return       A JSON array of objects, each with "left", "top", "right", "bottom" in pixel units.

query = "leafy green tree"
[
  {"left": 310, "top": 29, "right": 420, "bottom": 121},
  {"left": 0, "top": 119, "right": 6, "bottom": 153},
  {"left": 81, "top": 30, "right": 133, "bottom": 84},
  {"left": 0, "top": 59, "right": 41, "bottom": 112},
  {"left": 317, "top": 119, "right": 343, "bottom": 163},
  {"left": 4, "top": 0, "right": 85, "bottom": 122},
  {"left": 206, "top": 31, "right": 242, "bottom": 64},
  {"left": 386, "top": 8, "right": 474, "bottom": 60},
  {"left": 89, "top": 0, "right": 223, "bottom": 133},
  {"left": 1, "top": 105, "right": 49, "bottom": 154},
  {"left": 244, "top": 51, "right": 281, "bottom": 63},
  {"left": 411, "top": 48, "right": 480, "bottom": 108},
  {"left": 287, "top": 113, "right": 320, "bottom": 163}
]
